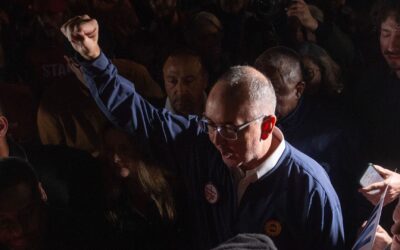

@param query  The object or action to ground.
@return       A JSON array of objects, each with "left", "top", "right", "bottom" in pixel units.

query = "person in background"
[
  {"left": 184, "top": 11, "right": 229, "bottom": 85},
  {"left": 351, "top": 0, "right": 400, "bottom": 239},
  {"left": 0, "top": 157, "right": 106, "bottom": 250},
  {"left": 0, "top": 158, "right": 48, "bottom": 250},
  {"left": 163, "top": 49, "right": 208, "bottom": 115},
  {"left": 99, "top": 126, "right": 179, "bottom": 249},
  {"left": 286, "top": 0, "right": 354, "bottom": 71},
  {"left": 298, "top": 42, "right": 344, "bottom": 100},
  {"left": 255, "top": 45, "right": 359, "bottom": 247}
]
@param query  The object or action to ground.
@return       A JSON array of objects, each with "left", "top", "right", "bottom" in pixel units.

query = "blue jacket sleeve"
[{"left": 79, "top": 52, "right": 202, "bottom": 167}]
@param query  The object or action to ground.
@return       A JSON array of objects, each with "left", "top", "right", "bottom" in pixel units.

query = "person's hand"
[
  {"left": 286, "top": 0, "right": 318, "bottom": 32},
  {"left": 392, "top": 221, "right": 400, "bottom": 250},
  {"left": 373, "top": 225, "right": 392, "bottom": 250},
  {"left": 359, "top": 165, "right": 400, "bottom": 206},
  {"left": 60, "top": 15, "right": 100, "bottom": 61}
]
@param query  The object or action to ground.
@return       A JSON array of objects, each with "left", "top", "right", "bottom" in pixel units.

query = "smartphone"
[{"left": 359, "top": 163, "right": 384, "bottom": 187}]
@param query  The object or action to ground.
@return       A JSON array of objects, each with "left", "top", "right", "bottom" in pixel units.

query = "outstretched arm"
[{"left": 60, "top": 15, "right": 201, "bottom": 169}]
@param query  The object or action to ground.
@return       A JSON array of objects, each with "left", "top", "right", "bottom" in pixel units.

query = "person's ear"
[
  {"left": 295, "top": 81, "right": 305, "bottom": 99},
  {"left": 260, "top": 115, "right": 276, "bottom": 140},
  {"left": 0, "top": 116, "right": 8, "bottom": 138},
  {"left": 38, "top": 182, "right": 48, "bottom": 202}
]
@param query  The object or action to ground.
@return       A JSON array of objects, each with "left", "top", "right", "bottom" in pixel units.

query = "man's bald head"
[
  {"left": 254, "top": 46, "right": 303, "bottom": 87},
  {"left": 205, "top": 66, "right": 278, "bottom": 170},
  {"left": 208, "top": 66, "right": 276, "bottom": 118}
]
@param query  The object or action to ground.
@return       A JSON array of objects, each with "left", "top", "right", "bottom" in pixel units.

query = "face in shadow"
[
  {"left": 0, "top": 182, "right": 45, "bottom": 250},
  {"left": 102, "top": 128, "right": 140, "bottom": 179}
]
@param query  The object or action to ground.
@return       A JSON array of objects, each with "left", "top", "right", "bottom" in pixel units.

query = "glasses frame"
[{"left": 200, "top": 115, "right": 270, "bottom": 141}]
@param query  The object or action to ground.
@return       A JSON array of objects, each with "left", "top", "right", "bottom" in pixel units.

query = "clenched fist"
[
  {"left": 60, "top": 15, "right": 101, "bottom": 60},
  {"left": 286, "top": 0, "right": 318, "bottom": 32}
]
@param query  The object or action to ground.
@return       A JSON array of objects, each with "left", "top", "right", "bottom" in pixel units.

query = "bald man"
[{"left": 61, "top": 15, "right": 344, "bottom": 250}]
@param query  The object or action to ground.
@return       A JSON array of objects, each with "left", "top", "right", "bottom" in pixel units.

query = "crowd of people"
[{"left": 0, "top": 0, "right": 400, "bottom": 249}]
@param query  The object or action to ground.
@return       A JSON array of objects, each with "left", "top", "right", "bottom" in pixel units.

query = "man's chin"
[{"left": 385, "top": 59, "right": 400, "bottom": 71}]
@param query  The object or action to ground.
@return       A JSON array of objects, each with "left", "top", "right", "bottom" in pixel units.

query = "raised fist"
[
  {"left": 286, "top": 0, "right": 318, "bottom": 32},
  {"left": 60, "top": 15, "right": 101, "bottom": 60}
]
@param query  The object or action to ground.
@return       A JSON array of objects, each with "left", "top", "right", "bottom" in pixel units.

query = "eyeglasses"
[{"left": 199, "top": 115, "right": 269, "bottom": 140}]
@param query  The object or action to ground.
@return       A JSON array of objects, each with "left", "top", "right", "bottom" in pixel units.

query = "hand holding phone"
[{"left": 359, "top": 164, "right": 400, "bottom": 206}]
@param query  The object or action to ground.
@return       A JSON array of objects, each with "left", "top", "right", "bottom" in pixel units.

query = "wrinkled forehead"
[{"left": 0, "top": 182, "right": 34, "bottom": 213}]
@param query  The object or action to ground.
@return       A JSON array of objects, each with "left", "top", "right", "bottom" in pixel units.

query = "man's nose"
[
  {"left": 174, "top": 81, "right": 188, "bottom": 96},
  {"left": 388, "top": 33, "right": 400, "bottom": 52}
]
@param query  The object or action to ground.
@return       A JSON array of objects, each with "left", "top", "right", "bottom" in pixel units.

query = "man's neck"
[
  {"left": 396, "top": 70, "right": 400, "bottom": 80},
  {"left": 240, "top": 135, "right": 279, "bottom": 172}
]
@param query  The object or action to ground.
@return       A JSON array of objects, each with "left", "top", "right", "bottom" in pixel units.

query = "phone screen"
[{"left": 359, "top": 163, "right": 384, "bottom": 187}]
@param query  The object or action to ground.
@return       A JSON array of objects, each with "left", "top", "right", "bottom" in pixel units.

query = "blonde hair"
[{"left": 135, "top": 159, "right": 175, "bottom": 220}]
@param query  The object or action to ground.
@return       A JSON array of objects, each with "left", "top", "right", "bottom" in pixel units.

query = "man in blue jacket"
[{"left": 60, "top": 15, "right": 345, "bottom": 250}]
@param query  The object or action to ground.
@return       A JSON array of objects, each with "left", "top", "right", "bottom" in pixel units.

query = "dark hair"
[
  {"left": 298, "top": 42, "right": 343, "bottom": 96},
  {"left": 0, "top": 157, "right": 40, "bottom": 196},
  {"left": 168, "top": 47, "right": 201, "bottom": 59},
  {"left": 163, "top": 47, "right": 208, "bottom": 85},
  {"left": 376, "top": 0, "right": 400, "bottom": 27},
  {"left": 254, "top": 46, "right": 303, "bottom": 86},
  {"left": 163, "top": 47, "right": 204, "bottom": 69},
  {"left": 184, "top": 11, "right": 223, "bottom": 44}
]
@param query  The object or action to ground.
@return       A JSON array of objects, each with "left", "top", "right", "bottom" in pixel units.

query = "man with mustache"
[
  {"left": 380, "top": 12, "right": 400, "bottom": 80},
  {"left": 353, "top": 0, "right": 400, "bottom": 241},
  {"left": 355, "top": 0, "right": 400, "bottom": 167}
]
